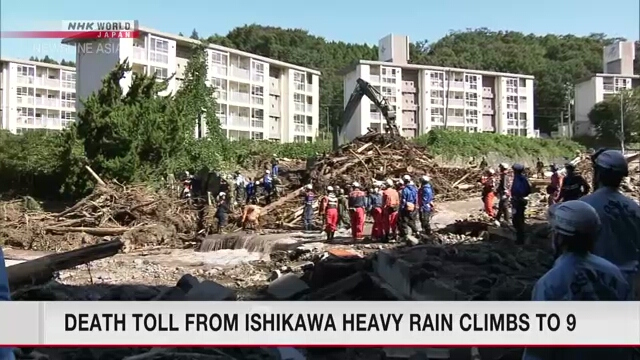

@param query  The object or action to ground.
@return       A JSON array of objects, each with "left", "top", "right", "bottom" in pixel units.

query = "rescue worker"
[
  {"left": 0, "top": 248, "right": 15, "bottom": 360},
  {"left": 348, "top": 182, "right": 367, "bottom": 241},
  {"left": 495, "top": 163, "right": 511, "bottom": 224},
  {"left": 242, "top": 204, "right": 263, "bottom": 232},
  {"left": 523, "top": 200, "right": 631, "bottom": 360},
  {"left": 418, "top": 175, "right": 434, "bottom": 236},
  {"left": 480, "top": 169, "right": 496, "bottom": 219},
  {"left": 262, "top": 170, "right": 273, "bottom": 204},
  {"left": 302, "top": 184, "right": 315, "bottom": 231},
  {"left": 581, "top": 150, "right": 640, "bottom": 299},
  {"left": 215, "top": 192, "right": 230, "bottom": 233},
  {"left": 510, "top": 163, "right": 531, "bottom": 245},
  {"left": 337, "top": 187, "right": 351, "bottom": 230},
  {"left": 234, "top": 171, "right": 246, "bottom": 207},
  {"left": 535, "top": 158, "right": 544, "bottom": 179},
  {"left": 546, "top": 164, "right": 563, "bottom": 206},
  {"left": 245, "top": 177, "right": 256, "bottom": 204},
  {"left": 368, "top": 184, "right": 384, "bottom": 241},
  {"left": 557, "top": 163, "right": 590, "bottom": 202},
  {"left": 479, "top": 157, "right": 488, "bottom": 169},
  {"left": 399, "top": 175, "right": 420, "bottom": 241},
  {"left": 319, "top": 186, "right": 339, "bottom": 241},
  {"left": 382, "top": 179, "right": 400, "bottom": 241},
  {"left": 271, "top": 154, "right": 279, "bottom": 177}
]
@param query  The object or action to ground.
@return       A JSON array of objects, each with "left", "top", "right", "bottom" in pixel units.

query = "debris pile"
[{"left": 0, "top": 184, "right": 199, "bottom": 252}]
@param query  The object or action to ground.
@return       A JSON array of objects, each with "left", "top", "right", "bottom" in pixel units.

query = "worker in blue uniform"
[
  {"left": 302, "top": 184, "right": 315, "bottom": 231},
  {"left": 418, "top": 175, "right": 434, "bottom": 236},
  {"left": 399, "top": 175, "right": 419, "bottom": 241},
  {"left": 0, "top": 248, "right": 16, "bottom": 360},
  {"left": 523, "top": 200, "right": 631, "bottom": 360},
  {"left": 262, "top": 169, "right": 273, "bottom": 204},
  {"left": 581, "top": 149, "right": 640, "bottom": 299},
  {"left": 510, "top": 163, "right": 531, "bottom": 245}
]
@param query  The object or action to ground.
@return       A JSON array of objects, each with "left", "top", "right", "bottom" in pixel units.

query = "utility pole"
[
  {"left": 620, "top": 91, "right": 625, "bottom": 154},
  {"left": 560, "top": 111, "right": 565, "bottom": 137}
]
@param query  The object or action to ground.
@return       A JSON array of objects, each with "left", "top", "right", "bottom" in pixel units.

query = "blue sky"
[{"left": 1, "top": 0, "right": 638, "bottom": 62}]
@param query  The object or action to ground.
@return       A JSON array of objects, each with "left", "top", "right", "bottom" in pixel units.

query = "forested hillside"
[{"left": 203, "top": 26, "right": 639, "bottom": 134}]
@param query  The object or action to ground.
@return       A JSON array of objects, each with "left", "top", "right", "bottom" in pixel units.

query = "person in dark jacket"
[
  {"left": 495, "top": 163, "right": 511, "bottom": 224},
  {"left": 510, "top": 163, "right": 531, "bottom": 244},
  {"left": 348, "top": 182, "right": 367, "bottom": 241},
  {"left": 337, "top": 187, "right": 351, "bottom": 230},
  {"left": 271, "top": 155, "right": 279, "bottom": 177},
  {"left": 535, "top": 158, "right": 544, "bottom": 179},
  {"left": 301, "top": 184, "right": 315, "bottom": 231},
  {"left": 215, "top": 192, "right": 230, "bottom": 233},
  {"left": 418, "top": 175, "right": 434, "bottom": 235},
  {"left": 245, "top": 178, "right": 256, "bottom": 204},
  {"left": 558, "top": 163, "right": 590, "bottom": 202}
]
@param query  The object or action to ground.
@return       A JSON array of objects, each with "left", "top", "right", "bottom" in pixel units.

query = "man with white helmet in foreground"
[
  {"left": 301, "top": 184, "right": 315, "bottom": 231},
  {"left": 348, "top": 182, "right": 367, "bottom": 241},
  {"left": 581, "top": 149, "right": 640, "bottom": 299},
  {"left": 523, "top": 200, "right": 631, "bottom": 360}
]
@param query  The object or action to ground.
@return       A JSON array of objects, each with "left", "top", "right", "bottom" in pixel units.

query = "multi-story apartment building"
[
  {"left": 63, "top": 27, "right": 321, "bottom": 143},
  {"left": 0, "top": 57, "right": 76, "bottom": 134},
  {"left": 340, "top": 34, "right": 535, "bottom": 143},
  {"left": 574, "top": 41, "right": 639, "bottom": 136}
]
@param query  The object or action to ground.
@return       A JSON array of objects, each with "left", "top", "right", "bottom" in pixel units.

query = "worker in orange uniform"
[
  {"left": 368, "top": 183, "right": 384, "bottom": 241},
  {"left": 319, "top": 186, "right": 339, "bottom": 241},
  {"left": 382, "top": 179, "right": 400, "bottom": 242},
  {"left": 546, "top": 164, "right": 563, "bottom": 206},
  {"left": 480, "top": 168, "right": 497, "bottom": 218},
  {"left": 242, "top": 204, "right": 263, "bottom": 232},
  {"left": 348, "top": 182, "right": 367, "bottom": 241}
]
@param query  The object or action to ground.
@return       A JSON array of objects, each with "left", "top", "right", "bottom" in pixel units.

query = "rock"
[
  {"left": 185, "top": 280, "right": 237, "bottom": 301},
  {"left": 153, "top": 287, "right": 187, "bottom": 301},
  {"left": 267, "top": 273, "right": 309, "bottom": 300},
  {"left": 176, "top": 274, "right": 200, "bottom": 293}
]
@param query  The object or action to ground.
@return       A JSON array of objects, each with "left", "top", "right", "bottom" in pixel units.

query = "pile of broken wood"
[
  {"left": 252, "top": 132, "right": 483, "bottom": 228},
  {"left": 0, "top": 183, "right": 200, "bottom": 252}
]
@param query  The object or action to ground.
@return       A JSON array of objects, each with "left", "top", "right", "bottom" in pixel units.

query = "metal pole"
[
  {"left": 560, "top": 111, "right": 564, "bottom": 137},
  {"left": 620, "top": 92, "right": 625, "bottom": 154}
]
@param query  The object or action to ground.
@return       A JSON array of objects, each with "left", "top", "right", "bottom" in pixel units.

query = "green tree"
[
  {"left": 190, "top": 29, "right": 200, "bottom": 40},
  {"left": 588, "top": 88, "right": 640, "bottom": 146}
]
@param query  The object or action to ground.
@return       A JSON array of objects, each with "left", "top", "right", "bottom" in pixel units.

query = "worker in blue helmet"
[
  {"left": 510, "top": 163, "right": 531, "bottom": 244},
  {"left": 523, "top": 200, "right": 631, "bottom": 360},
  {"left": 581, "top": 149, "right": 640, "bottom": 299}
]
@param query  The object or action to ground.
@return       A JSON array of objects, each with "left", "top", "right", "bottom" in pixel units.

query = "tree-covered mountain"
[{"left": 28, "top": 56, "right": 75, "bottom": 67}]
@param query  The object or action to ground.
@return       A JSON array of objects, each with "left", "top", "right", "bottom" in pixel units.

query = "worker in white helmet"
[
  {"left": 480, "top": 169, "right": 497, "bottom": 220},
  {"left": 581, "top": 149, "right": 640, "bottom": 299},
  {"left": 319, "top": 186, "right": 339, "bottom": 241},
  {"left": 418, "top": 175, "right": 434, "bottom": 236},
  {"left": 348, "top": 181, "right": 367, "bottom": 241},
  {"left": 382, "top": 178, "right": 401, "bottom": 241},
  {"left": 262, "top": 169, "right": 274, "bottom": 204},
  {"left": 494, "top": 163, "right": 511, "bottom": 224},
  {"left": 523, "top": 200, "right": 630, "bottom": 360},
  {"left": 399, "top": 175, "right": 419, "bottom": 241},
  {"left": 301, "top": 184, "right": 315, "bottom": 231},
  {"left": 368, "top": 182, "right": 384, "bottom": 241}
]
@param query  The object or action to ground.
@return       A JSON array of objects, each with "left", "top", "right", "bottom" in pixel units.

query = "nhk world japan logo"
[{"left": 0, "top": 20, "right": 140, "bottom": 39}]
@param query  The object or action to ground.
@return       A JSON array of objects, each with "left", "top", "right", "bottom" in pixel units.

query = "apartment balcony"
[
  {"left": 482, "top": 88, "right": 494, "bottom": 98},
  {"left": 251, "top": 96, "right": 264, "bottom": 106},
  {"left": 603, "top": 84, "right": 615, "bottom": 92},
  {"left": 210, "top": 65, "right": 228, "bottom": 77},
  {"left": 35, "top": 97, "right": 60, "bottom": 107},
  {"left": 61, "top": 100, "right": 75, "bottom": 109},
  {"left": 449, "top": 81, "right": 464, "bottom": 89},
  {"left": 430, "top": 81, "right": 444, "bottom": 88},
  {"left": 370, "top": 112, "right": 382, "bottom": 121},
  {"left": 483, "top": 107, "right": 494, "bottom": 115},
  {"left": 402, "top": 82, "right": 416, "bottom": 93},
  {"left": 251, "top": 119, "right": 264, "bottom": 128},
  {"left": 230, "top": 66, "right": 250, "bottom": 80},
  {"left": 217, "top": 115, "right": 227, "bottom": 126},
  {"left": 294, "top": 103, "right": 305, "bottom": 113},
  {"left": 447, "top": 116, "right": 464, "bottom": 125},
  {"left": 369, "top": 75, "right": 380, "bottom": 83},
  {"left": 294, "top": 124, "right": 305, "bottom": 133},
  {"left": 215, "top": 90, "right": 228, "bottom": 101},
  {"left": 229, "top": 92, "right": 250, "bottom": 103},
  {"left": 133, "top": 47, "right": 147, "bottom": 61},
  {"left": 227, "top": 115, "right": 250, "bottom": 128},
  {"left": 16, "top": 96, "right": 35, "bottom": 106},
  {"left": 62, "top": 119, "right": 74, "bottom": 128},
  {"left": 306, "top": 125, "right": 313, "bottom": 133},
  {"left": 306, "top": 104, "right": 313, "bottom": 113},
  {"left": 448, "top": 99, "right": 464, "bottom": 107},
  {"left": 404, "top": 103, "right": 418, "bottom": 111},
  {"left": 35, "top": 78, "right": 60, "bottom": 87},
  {"left": 17, "top": 76, "right": 35, "bottom": 85}
]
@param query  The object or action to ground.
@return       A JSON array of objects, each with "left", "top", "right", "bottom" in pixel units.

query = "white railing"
[
  {"left": 227, "top": 115, "right": 250, "bottom": 127},
  {"left": 370, "top": 112, "right": 382, "bottom": 120},
  {"left": 448, "top": 99, "right": 464, "bottom": 107},
  {"left": 603, "top": 84, "right": 615, "bottom": 92},
  {"left": 294, "top": 103, "right": 305, "bottom": 112},
  {"left": 306, "top": 125, "right": 313, "bottom": 133},
  {"left": 61, "top": 100, "right": 75, "bottom": 108},
  {"left": 210, "top": 65, "right": 227, "bottom": 77},
  {"left": 17, "top": 116, "right": 36, "bottom": 125},
  {"left": 369, "top": 75, "right": 380, "bottom": 83},
  {"left": 294, "top": 82, "right": 305, "bottom": 92},
  {"left": 305, "top": 104, "right": 312, "bottom": 113},
  {"left": 230, "top": 67, "right": 250, "bottom": 79},
  {"left": 447, "top": 116, "right": 464, "bottom": 124},
  {"left": 61, "top": 119, "right": 74, "bottom": 128},
  {"left": 217, "top": 115, "right": 227, "bottom": 125},
  {"left": 431, "top": 81, "right": 443, "bottom": 88},
  {"left": 17, "top": 76, "right": 34, "bottom": 85},
  {"left": 229, "top": 92, "right": 250, "bottom": 103},
  {"left": 215, "top": 90, "right": 227, "bottom": 101},
  {"left": 431, "top": 98, "right": 444, "bottom": 106},
  {"left": 17, "top": 96, "right": 35, "bottom": 105},
  {"left": 61, "top": 82, "right": 75, "bottom": 89},
  {"left": 294, "top": 124, "right": 305, "bottom": 133},
  {"left": 251, "top": 96, "right": 264, "bottom": 105},
  {"left": 35, "top": 78, "right": 60, "bottom": 87},
  {"left": 35, "top": 98, "right": 60, "bottom": 107},
  {"left": 252, "top": 73, "right": 264, "bottom": 83},
  {"left": 450, "top": 81, "right": 464, "bottom": 88},
  {"left": 133, "top": 47, "right": 147, "bottom": 61},
  {"left": 251, "top": 119, "right": 264, "bottom": 128}
]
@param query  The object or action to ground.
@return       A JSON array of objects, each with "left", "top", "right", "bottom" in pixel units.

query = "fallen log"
[
  {"left": 44, "top": 226, "right": 129, "bottom": 236},
  {"left": 7, "top": 239, "right": 123, "bottom": 290}
]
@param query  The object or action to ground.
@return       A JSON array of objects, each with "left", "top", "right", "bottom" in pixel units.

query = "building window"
[
  {"left": 465, "top": 109, "right": 478, "bottom": 124},
  {"left": 293, "top": 135, "right": 305, "bottom": 143},
  {"left": 252, "top": 61, "right": 265, "bottom": 82},
  {"left": 251, "top": 109, "right": 264, "bottom": 128},
  {"left": 507, "top": 129, "right": 518, "bottom": 135},
  {"left": 519, "top": 113, "right": 527, "bottom": 120},
  {"left": 506, "top": 78, "right": 518, "bottom": 94},
  {"left": 381, "top": 67, "right": 397, "bottom": 84},
  {"left": 294, "top": 93, "right": 305, "bottom": 112},
  {"left": 17, "top": 65, "right": 35, "bottom": 76},
  {"left": 506, "top": 95, "right": 518, "bottom": 110},
  {"left": 465, "top": 74, "right": 478, "bottom": 90},
  {"left": 465, "top": 92, "right": 478, "bottom": 107},
  {"left": 61, "top": 111, "right": 73, "bottom": 120},
  {"left": 210, "top": 51, "right": 228, "bottom": 76},
  {"left": 149, "top": 37, "right": 169, "bottom": 64},
  {"left": 251, "top": 85, "right": 264, "bottom": 105},
  {"left": 151, "top": 66, "right": 169, "bottom": 80},
  {"left": 518, "top": 78, "right": 526, "bottom": 87},
  {"left": 294, "top": 71, "right": 306, "bottom": 91},
  {"left": 251, "top": 132, "right": 264, "bottom": 140}
]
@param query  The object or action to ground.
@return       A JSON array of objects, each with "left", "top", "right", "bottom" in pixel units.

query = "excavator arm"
[{"left": 333, "top": 78, "right": 400, "bottom": 149}]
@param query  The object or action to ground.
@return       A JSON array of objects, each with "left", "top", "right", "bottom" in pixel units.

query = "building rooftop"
[
  {"left": 0, "top": 57, "right": 75, "bottom": 71},
  {"left": 575, "top": 72, "right": 640, "bottom": 84},
  {"left": 62, "top": 26, "right": 321, "bottom": 76},
  {"left": 340, "top": 59, "right": 535, "bottom": 79}
]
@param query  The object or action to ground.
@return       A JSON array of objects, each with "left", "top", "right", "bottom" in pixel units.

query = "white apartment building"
[
  {"left": 340, "top": 35, "right": 535, "bottom": 143},
  {"left": 63, "top": 27, "right": 321, "bottom": 143},
  {"left": 574, "top": 41, "right": 639, "bottom": 136},
  {"left": 0, "top": 57, "right": 76, "bottom": 134}
]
